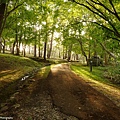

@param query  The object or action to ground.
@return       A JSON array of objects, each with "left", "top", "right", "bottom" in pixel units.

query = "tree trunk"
[
  {"left": 63, "top": 47, "right": 65, "bottom": 59},
  {"left": 68, "top": 44, "right": 72, "bottom": 62},
  {"left": 78, "top": 39, "right": 88, "bottom": 65},
  {"left": 63, "top": 46, "right": 68, "bottom": 59},
  {"left": 38, "top": 37, "right": 41, "bottom": 57},
  {"left": 38, "top": 46, "right": 41, "bottom": 57},
  {"left": 43, "top": 19, "right": 48, "bottom": 60},
  {"left": 59, "top": 50, "right": 61, "bottom": 58},
  {"left": 23, "top": 47, "right": 26, "bottom": 57},
  {"left": 16, "top": 41, "right": 20, "bottom": 56},
  {"left": 12, "top": 41, "right": 16, "bottom": 54},
  {"left": 0, "top": 37, "right": 2, "bottom": 53},
  {"left": 15, "top": 29, "right": 20, "bottom": 56},
  {"left": 34, "top": 44, "right": 37, "bottom": 57},
  {"left": 0, "top": 3, "right": 5, "bottom": 33},
  {"left": 43, "top": 41, "right": 47, "bottom": 60},
  {"left": 47, "top": 32, "right": 54, "bottom": 59},
  {"left": 76, "top": 54, "right": 79, "bottom": 60},
  {"left": 16, "top": 44, "right": 20, "bottom": 55},
  {"left": 38, "top": 30, "right": 41, "bottom": 57},
  {"left": 0, "top": 3, "right": 6, "bottom": 52},
  {"left": 3, "top": 37, "right": 5, "bottom": 53},
  {"left": 104, "top": 52, "right": 108, "bottom": 65},
  {"left": 29, "top": 45, "right": 31, "bottom": 54},
  {"left": 41, "top": 49, "right": 43, "bottom": 58}
]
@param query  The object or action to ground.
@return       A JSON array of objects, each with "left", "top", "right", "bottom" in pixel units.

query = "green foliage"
[
  {"left": 1, "top": 0, "right": 120, "bottom": 61},
  {"left": 104, "top": 63, "right": 120, "bottom": 84}
]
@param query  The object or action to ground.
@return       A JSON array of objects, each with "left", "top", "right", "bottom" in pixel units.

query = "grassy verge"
[
  {"left": 0, "top": 54, "right": 42, "bottom": 86},
  {"left": 34, "top": 66, "right": 51, "bottom": 80},
  {"left": 70, "top": 63, "right": 119, "bottom": 87},
  {"left": 0, "top": 53, "right": 42, "bottom": 103},
  {"left": 70, "top": 63, "right": 120, "bottom": 107},
  {"left": 22, "top": 65, "right": 51, "bottom": 96}
]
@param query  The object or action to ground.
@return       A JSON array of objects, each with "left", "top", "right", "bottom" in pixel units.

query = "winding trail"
[{"left": 46, "top": 63, "right": 120, "bottom": 120}]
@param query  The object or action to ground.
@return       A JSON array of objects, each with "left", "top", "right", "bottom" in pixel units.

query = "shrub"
[{"left": 104, "top": 63, "right": 120, "bottom": 84}]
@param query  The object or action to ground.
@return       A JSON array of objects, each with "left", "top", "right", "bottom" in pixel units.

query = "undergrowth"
[
  {"left": 104, "top": 63, "right": 120, "bottom": 84},
  {"left": 70, "top": 63, "right": 120, "bottom": 87}
]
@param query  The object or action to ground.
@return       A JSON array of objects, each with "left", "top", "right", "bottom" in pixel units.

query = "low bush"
[{"left": 104, "top": 63, "right": 120, "bottom": 84}]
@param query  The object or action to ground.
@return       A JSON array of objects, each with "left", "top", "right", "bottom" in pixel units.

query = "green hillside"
[{"left": 0, "top": 54, "right": 41, "bottom": 89}]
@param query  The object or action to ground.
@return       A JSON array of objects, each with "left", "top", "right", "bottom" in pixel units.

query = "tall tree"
[
  {"left": 0, "top": 0, "right": 23, "bottom": 52},
  {"left": 69, "top": 0, "right": 120, "bottom": 42}
]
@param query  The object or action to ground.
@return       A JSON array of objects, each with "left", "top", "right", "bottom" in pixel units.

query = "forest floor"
[{"left": 0, "top": 63, "right": 120, "bottom": 120}]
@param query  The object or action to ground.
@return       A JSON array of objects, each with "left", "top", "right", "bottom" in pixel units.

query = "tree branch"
[
  {"left": 71, "top": 20, "right": 120, "bottom": 42},
  {"left": 91, "top": 0, "right": 115, "bottom": 15},
  {"left": 71, "top": 0, "right": 120, "bottom": 40},
  {"left": 107, "top": 36, "right": 120, "bottom": 42},
  {"left": 109, "top": 0, "right": 120, "bottom": 21},
  {"left": 73, "top": 0, "right": 104, "bottom": 19},
  {"left": 86, "top": 0, "right": 107, "bottom": 21},
  {"left": 99, "top": 42, "right": 116, "bottom": 58},
  {"left": 6, "top": 3, "right": 23, "bottom": 17},
  {"left": 83, "top": 1, "right": 120, "bottom": 37},
  {"left": 87, "top": 21, "right": 120, "bottom": 42}
]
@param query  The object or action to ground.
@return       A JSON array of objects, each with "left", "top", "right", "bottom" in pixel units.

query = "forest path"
[
  {"left": 1, "top": 63, "right": 120, "bottom": 120},
  {"left": 46, "top": 63, "right": 120, "bottom": 120}
]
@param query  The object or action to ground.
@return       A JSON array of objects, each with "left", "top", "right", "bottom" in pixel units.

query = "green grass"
[
  {"left": 0, "top": 53, "right": 41, "bottom": 70},
  {"left": 35, "top": 65, "right": 51, "bottom": 79},
  {"left": 0, "top": 53, "right": 43, "bottom": 103},
  {"left": 0, "top": 54, "right": 42, "bottom": 87},
  {"left": 48, "top": 58, "right": 67, "bottom": 64},
  {"left": 70, "top": 63, "right": 112, "bottom": 85}
]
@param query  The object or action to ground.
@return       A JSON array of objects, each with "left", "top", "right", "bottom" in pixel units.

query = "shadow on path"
[{"left": 46, "top": 63, "right": 120, "bottom": 120}]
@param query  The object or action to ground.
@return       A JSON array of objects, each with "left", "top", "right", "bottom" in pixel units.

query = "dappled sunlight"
[
  {"left": 0, "top": 69, "right": 19, "bottom": 88},
  {"left": 88, "top": 79, "right": 120, "bottom": 107},
  {"left": 0, "top": 69, "right": 11, "bottom": 74},
  {"left": 71, "top": 65, "right": 120, "bottom": 107},
  {"left": 0, "top": 54, "right": 42, "bottom": 93},
  {"left": 0, "top": 69, "right": 20, "bottom": 80},
  {"left": 36, "top": 66, "right": 51, "bottom": 79},
  {"left": 51, "top": 64, "right": 62, "bottom": 72},
  {"left": 37, "top": 67, "right": 47, "bottom": 77},
  {"left": 80, "top": 69, "right": 101, "bottom": 81},
  {"left": 73, "top": 67, "right": 92, "bottom": 80},
  {"left": 0, "top": 68, "right": 30, "bottom": 89},
  {"left": 54, "top": 64, "right": 62, "bottom": 68},
  {"left": 72, "top": 66, "right": 106, "bottom": 83}
]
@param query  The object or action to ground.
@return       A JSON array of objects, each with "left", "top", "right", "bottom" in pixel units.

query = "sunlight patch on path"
[{"left": 79, "top": 76, "right": 120, "bottom": 107}]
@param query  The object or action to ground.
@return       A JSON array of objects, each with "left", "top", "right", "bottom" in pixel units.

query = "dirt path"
[
  {"left": 46, "top": 63, "right": 120, "bottom": 120},
  {"left": 1, "top": 63, "right": 120, "bottom": 120}
]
